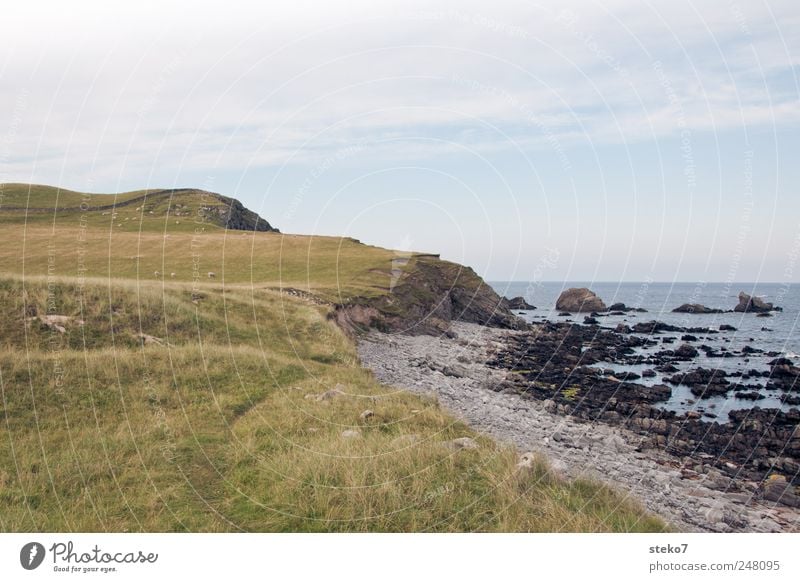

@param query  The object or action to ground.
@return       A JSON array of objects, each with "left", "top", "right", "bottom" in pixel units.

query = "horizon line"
[{"left": 487, "top": 280, "right": 793, "bottom": 285}]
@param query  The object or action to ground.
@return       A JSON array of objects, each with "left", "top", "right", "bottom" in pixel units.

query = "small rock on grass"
[
  {"left": 341, "top": 429, "right": 361, "bottom": 439},
  {"left": 443, "top": 437, "right": 479, "bottom": 451},
  {"left": 516, "top": 452, "right": 537, "bottom": 470},
  {"left": 305, "top": 387, "right": 346, "bottom": 401}
]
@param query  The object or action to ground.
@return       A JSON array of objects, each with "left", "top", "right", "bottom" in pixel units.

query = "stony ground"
[{"left": 357, "top": 322, "right": 800, "bottom": 532}]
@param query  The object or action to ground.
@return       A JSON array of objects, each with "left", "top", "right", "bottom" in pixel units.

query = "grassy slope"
[
  {"left": 0, "top": 182, "right": 399, "bottom": 299},
  {"left": 0, "top": 182, "right": 275, "bottom": 233},
  {"left": 0, "top": 185, "right": 666, "bottom": 532}
]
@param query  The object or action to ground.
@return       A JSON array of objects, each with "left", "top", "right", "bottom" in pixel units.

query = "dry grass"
[
  {"left": 0, "top": 276, "right": 666, "bottom": 532},
  {"left": 0, "top": 186, "right": 667, "bottom": 532}
]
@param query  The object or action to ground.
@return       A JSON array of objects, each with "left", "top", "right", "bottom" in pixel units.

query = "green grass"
[
  {"left": 0, "top": 225, "right": 402, "bottom": 301},
  {"left": 0, "top": 185, "right": 668, "bottom": 532},
  {"left": 0, "top": 182, "right": 268, "bottom": 233},
  {"left": 0, "top": 183, "right": 150, "bottom": 209}
]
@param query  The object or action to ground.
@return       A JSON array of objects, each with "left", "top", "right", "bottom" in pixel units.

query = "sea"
[{"left": 490, "top": 281, "right": 800, "bottom": 420}]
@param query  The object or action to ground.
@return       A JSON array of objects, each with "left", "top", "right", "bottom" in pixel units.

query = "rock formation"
[
  {"left": 607, "top": 302, "right": 647, "bottom": 313},
  {"left": 555, "top": 287, "right": 607, "bottom": 313},
  {"left": 672, "top": 303, "right": 725, "bottom": 314},
  {"left": 501, "top": 296, "right": 536, "bottom": 310},
  {"left": 734, "top": 292, "right": 779, "bottom": 313},
  {"left": 334, "top": 256, "right": 524, "bottom": 335}
]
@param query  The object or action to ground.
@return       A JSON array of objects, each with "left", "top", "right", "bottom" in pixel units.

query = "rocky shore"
[{"left": 358, "top": 321, "right": 800, "bottom": 532}]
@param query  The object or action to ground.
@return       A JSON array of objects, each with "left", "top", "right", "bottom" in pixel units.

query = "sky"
[{"left": 1, "top": 0, "right": 799, "bottom": 282}]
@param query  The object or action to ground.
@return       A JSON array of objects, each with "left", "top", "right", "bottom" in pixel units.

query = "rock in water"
[
  {"left": 607, "top": 302, "right": 648, "bottom": 313},
  {"left": 501, "top": 296, "right": 536, "bottom": 310},
  {"left": 672, "top": 303, "right": 724, "bottom": 314},
  {"left": 674, "top": 344, "right": 699, "bottom": 359},
  {"left": 555, "top": 287, "right": 607, "bottom": 313},
  {"left": 734, "top": 291, "right": 777, "bottom": 313}
]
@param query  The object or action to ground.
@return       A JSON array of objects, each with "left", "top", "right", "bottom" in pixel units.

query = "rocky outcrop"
[
  {"left": 665, "top": 368, "right": 730, "bottom": 397},
  {"left": 359, "top": 321, "right": 800, "bottom": 530},
  {"left": 673, "top": 303, "right": 725, "bottom": 314},
  {"left": 767, "top": 358, "right": 800, "bottom": 392},
  {"left": 205, "top": 194, "right": 278, "bottom": 232},
  {"left": 607, "top": 302, "right": 647, "bottom": 313},
  {"left": 334, "top": 256, "right": 524, "bottom": 335},
  {"left": 480, "top": 320, "right": 800, "bottom": 495},
  {"left": 631, "top": 321, "right": 682, "bottom": 334},
  {"left": 673, "top": 344, "right": 699, "bottom": 360},
  {"left": 555, "top": 287, "right": 606, "bottom": 313},
  {"left": 0, "top": 184, "right": 279, "bottom": 232},
  {"left": 734, "top": 292, "right": 779, "bottom": 313},
  {"left": 501, "top": 296, "right": 536, "bottom": 310}
]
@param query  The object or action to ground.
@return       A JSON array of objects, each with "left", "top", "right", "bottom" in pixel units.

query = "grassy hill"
[
  {"left": 0, "top": 184, "right": 666, "bottom": 532},
  {"left": 0, "top": 183, "right": 277, "bottom": 232}
]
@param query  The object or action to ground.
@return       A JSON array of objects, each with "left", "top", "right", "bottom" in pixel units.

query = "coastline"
[{"left": 358, "top": 321, "right": 800, "bottom": 532}]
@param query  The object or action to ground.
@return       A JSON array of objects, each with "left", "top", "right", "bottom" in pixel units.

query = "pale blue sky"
[{"left": 2, "top": 0, "right": 798, "bottom": 281}]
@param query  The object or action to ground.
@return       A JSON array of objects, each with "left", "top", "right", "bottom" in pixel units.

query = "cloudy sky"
[{"left": 2, "top": 0, "right": 799, "bottom": 282}]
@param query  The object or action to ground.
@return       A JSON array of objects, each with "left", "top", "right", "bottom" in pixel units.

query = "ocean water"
[{"left": 489, "top": 281, "right": 800, "bottom": 419}]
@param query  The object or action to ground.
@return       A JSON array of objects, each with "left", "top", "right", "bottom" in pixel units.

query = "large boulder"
[
  {"left": 555, "top": 287, "right": 606, "bottom": 313},
  {"left": 734, "top": 292, "right": 778, "bottom": 313},
  {"left": 767, "top": 358, "right": 800, "bottom": 391},
  {"left": 672, "top": 303, "right": 724, "bottom": 314},
  {"left": 674, "top": 344, "right": 699, "bottom": 359}
]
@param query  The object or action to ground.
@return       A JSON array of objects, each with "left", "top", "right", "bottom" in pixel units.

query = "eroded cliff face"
[
  {"left": 333, "top": 256, "right": 524, "bottom": 335},
  {"left": 201, "top": 193, "right": 279, "bottom": 232}
]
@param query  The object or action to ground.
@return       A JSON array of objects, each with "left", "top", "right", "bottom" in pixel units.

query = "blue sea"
[{"left": 490, "top": 281, "right": 800, "bottom": 419}]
